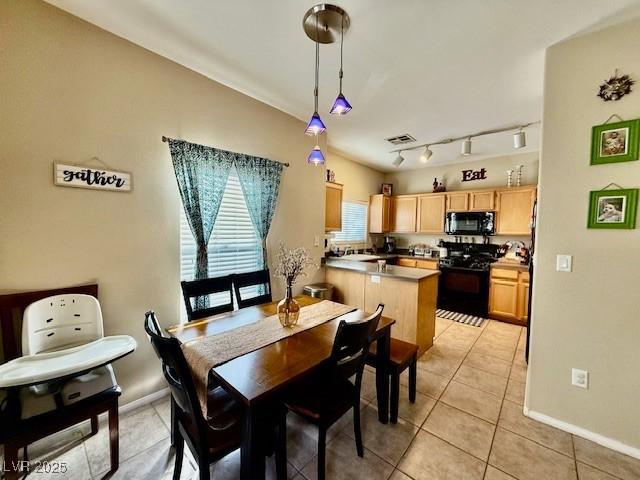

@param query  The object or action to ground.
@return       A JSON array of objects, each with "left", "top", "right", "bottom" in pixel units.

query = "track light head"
[
  {"left": 461, "top": 138, "right": 472, "bottom": 156},
  {"left": 392, "top": 152, "right": 404, "bottom": 167},
  {"left": 513, "top": 130, "right": 526, "bottom": 149},
  {"left": 420, "top": 146, "right": 433, "bottom": 163}
]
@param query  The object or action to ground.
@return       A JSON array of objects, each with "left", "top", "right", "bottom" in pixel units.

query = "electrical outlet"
[
  {"left": 314, "top": 235, "right": 320, "bottom": 247},
  {"left": 556, "top": 254, "right": 573, "bottom": 272},
  {"left": 571, "top": 368, "right": 588, "bottom": 389},
  {"left": 371, "top": 275, "right": 381, "bottom": 284}
]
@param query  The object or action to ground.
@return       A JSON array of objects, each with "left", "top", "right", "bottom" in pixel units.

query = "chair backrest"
[
  {"left": 329, "top": 304, "right": 384, "bottom": 386},
  {"left": 181, "top": 275, "right": 234, "bottom": 321},
  {"left": 144, "top": 311, "right": 205, "bottom": 430},
  {"left": 233, "top": 269, "right": 272, "bottom": 309},
  {"left": 22, "top": 294, "right": 104, "bottom": 355}
]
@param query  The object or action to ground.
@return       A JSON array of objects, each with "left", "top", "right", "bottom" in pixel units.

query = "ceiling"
[{"left": 46, "top": 0, "right": 640, "bottom": 172}]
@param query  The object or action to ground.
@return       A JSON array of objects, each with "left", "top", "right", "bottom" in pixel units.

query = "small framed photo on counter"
[
  {"left": 587, "top": 188, "right": 638, "bottom": 229},
  {"left": 591, "top": 119, "right": 640, "bottom": 165},
  {"left": 382, "top": 183, "right": 393, "bottom": 196}
]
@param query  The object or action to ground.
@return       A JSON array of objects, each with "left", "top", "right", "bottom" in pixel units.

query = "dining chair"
[
  {"left": 233, "top": 269, "right": 272, "bottom": 309},
  {"left": 284, "top": 304, "right": 384, "bottom": 480},
  {"left": 180, "top": 275, "right": 234, "bottom": 321},
  {"left": 144, "top": 311, "right": 288, "bottom": 480},
  {"left": 366, "top": 338, "right": 418, "bottom": 423}
]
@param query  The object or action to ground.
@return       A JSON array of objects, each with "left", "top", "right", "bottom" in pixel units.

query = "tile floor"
[{"left": 4, "top": 318, "right": 639, "bottom": 479}]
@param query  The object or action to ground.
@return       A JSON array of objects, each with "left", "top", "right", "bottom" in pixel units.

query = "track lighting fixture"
[
  {"left": 419, "top": 146, "right": 433, "bottom": 163},
  {"left": 392, "top": 152, "right": 404, "bottom": 167},
  {"left": 513, "top": 129, "right": 526, "bottom": 149},
  {"left": 461, "top": 137, "right": 472, "bottom": 156}
]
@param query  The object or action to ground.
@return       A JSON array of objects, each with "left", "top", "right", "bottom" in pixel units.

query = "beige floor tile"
[
  {"left": 416, "top": 350, "right": 463, "bottom": 378},
  {"left": 498, "top": 400, "right": 573, "bottom": 457},
  {"left": 396, "top": 386, "right": 437, "bottom": 427},
  {"left": 426, "top": 342, "right": 468, "bottom": 361},
  {"left": 484, "top": 465, "right": 518, "bottom": 479},
  {"left": 83, "top": 405, "right": 170, "bottom": 476},
  {"left": 301, "top": 431, "right": 394, "bottom": 480},
  {"left": 471, "top": 340, "right": 516, "bottom": 362},
  {"left": 152, "top": 394, "right": 172, "bottom": 430},
  {"left": 516, "top": 330, "right": 527, "bottom": 352},
  {"left": 453, "top": 365, "right": 508, "bottom": 397},
  {"left": 440, "top": 381, "right": 502, "bottom": 424},
  {"left": 436, "top": 328, "right": 479, "bottom": 350},
  {"left": 509, "top": 361, "right": 527, "bottom": 384},
  {"left": 422, "top": 402, "right": 496, "bottom": 461},
  {"left": 106, "top": 439, "right": 197, "bottom": 480},
  {"left": 400, "top": 369, "right": 450, "bottom": 399},
  {"left": 573, "top": 436, "right": 640, "bottom": 480},
  {"left": 360, "top": 369, "right": 378, "bottom": 402},
  {"left": 30, "top": 436, "right": 91, "bottom": 480},
  {"left": 489, "top": 428, "right": 577, "bottom": 480},
  {"left": 435, "top": 317, "right": 454, "bottom": 337},
  {"left": 463, "top": 351, "right": 512, "bottom": 378},
  {"left": 344, "top": 405, "right": 418, "bottom": 465},
  {"left": 576, "top": 462, "right": 621, "bottom": 480},
  {"left": 504, "top": 378, "right": 526, "bottom": 405},
  {"left": 389, "top": 469, "right": 413, "bottom": 480},
  {"left": 398, "top": 430, "right": 485, "bottom": 480},
  {"left": 485, "top": 321, "right": 523, "bottom": 337},
  {"left": 208, "top": 447, "right": 298, "bottom": 480}
]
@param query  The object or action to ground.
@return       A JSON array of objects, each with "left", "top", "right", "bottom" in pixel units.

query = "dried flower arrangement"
[{"left": 274, "top": 244, "right": 316, "bottom": 287}]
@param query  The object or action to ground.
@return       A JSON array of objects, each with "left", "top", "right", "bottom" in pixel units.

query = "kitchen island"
[{"left": 325, "top": 259, "right": 440, "bottom": 354}]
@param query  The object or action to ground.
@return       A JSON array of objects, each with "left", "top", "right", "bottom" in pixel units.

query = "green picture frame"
[
  {"left": 587, "top": 188, "right": 638, "bottom": 229},
  {"left": 590, "top": 119, "right": 640, "bottom": 165}
]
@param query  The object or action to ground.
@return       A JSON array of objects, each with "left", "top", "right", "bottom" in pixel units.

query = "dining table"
[{"left": 167, "top": 295, "right": 396, "bottom": 480}]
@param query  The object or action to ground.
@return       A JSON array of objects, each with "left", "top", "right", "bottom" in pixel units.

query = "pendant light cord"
[
  {"left": 339, "top": 16, "right": 344, "bottom": 93},
  {"left": 314, "top": 15, "right": 319, "bottom": 113}
]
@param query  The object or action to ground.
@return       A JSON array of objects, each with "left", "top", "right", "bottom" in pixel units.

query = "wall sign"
[
  {"left": 54, "top": 163, "right": 132, "bottom": 192},
  {"left": 461, "top": 168, "right": 487, "bottom": 182}
]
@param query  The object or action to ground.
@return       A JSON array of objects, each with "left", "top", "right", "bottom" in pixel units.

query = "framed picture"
[
  {"left": 587, "top": 188, "right": 638, "bottom": 229},
  {"left": 382, "top": 183, "right": 393, "bottom": 196},
  {"left": 590, "top": 119, "right": 640, "bottom": 165}
]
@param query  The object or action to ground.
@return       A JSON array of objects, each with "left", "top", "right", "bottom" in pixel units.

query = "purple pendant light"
[
  {"left": 307, "top": 140, "right": 326, "bottom": 165},
  {"left": 330, "top": 16, "right": 352, "bottom": 115},
  {"left": 305, "top": 18, "right": 326, "bottom": 136}
]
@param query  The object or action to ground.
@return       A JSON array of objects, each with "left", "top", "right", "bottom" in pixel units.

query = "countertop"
[
  {"left": 491, "top": 259, "right": 530, "bottom": 270},
  {"left": 324, "top": 258, "right": 440, "bottom": 281}
]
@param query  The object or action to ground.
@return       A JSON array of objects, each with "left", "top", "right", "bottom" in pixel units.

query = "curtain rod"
[
  {"left": 388, "top": 121, "right": 541, "bottom": 153},
  {"left": 162, "top": 136, "right": 290, "bottom": 167}
]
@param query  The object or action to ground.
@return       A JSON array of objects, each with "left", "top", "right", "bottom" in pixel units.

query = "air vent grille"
[{"left": 385, "top": 134, "right": 416, "bottom": 145}]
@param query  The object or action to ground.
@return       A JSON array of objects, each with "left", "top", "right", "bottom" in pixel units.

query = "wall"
[
  {"left": 528, "top": 18, "right": 640, "bottom": 452},
  {"left": 0, "top": 0, "right": 326, "bottom": 403},
  {"left": 382, "top": 152, "right": 539, "bottom": 248},
  {"left": 326, "top": 150, "right": 385, "bottom": 203}
]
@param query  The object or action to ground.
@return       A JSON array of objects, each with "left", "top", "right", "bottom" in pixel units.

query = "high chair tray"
[{"left": 0, "top": 335, "right": 137, "bottom": 388}]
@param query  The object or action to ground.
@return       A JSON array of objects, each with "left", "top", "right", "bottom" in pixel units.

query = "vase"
[{"left": 277, "top": 285, "right": 300, "bottom": 327}]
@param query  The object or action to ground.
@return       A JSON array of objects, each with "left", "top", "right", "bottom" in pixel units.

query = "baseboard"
[
  {"left": 524, "top": 407, "right": 640, "bottom": 460},
  {"left": 119, "top": 387, "right": 169, "bottom": 415}
]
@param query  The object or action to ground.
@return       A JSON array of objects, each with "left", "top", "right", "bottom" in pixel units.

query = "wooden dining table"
[{"left": 167, "top": 295, "right": 395, "bottom": 480}]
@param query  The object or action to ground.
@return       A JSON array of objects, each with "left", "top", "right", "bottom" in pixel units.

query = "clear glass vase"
[{"left": 277, "top": 285, "right": 300, "bottom": 327}]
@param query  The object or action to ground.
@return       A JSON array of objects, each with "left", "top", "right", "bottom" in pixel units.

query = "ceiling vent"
[{"left": 385, "top": 134, "right": 416, "bottom": 145}]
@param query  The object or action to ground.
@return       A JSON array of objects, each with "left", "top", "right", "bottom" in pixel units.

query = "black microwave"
[{"left": 445, "top": 211, "right": 495, "bottom": 236}]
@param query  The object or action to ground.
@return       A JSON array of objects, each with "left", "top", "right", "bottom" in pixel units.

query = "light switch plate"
[
  {"left": 556, "top": 254, "right": 572, "bottom": 272},
  {"left": 572, "top": 368, "right": 588, "bottom": 389}
]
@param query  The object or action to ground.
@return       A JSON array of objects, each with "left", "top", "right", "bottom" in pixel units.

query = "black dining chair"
[
  {"left": 233, "top": 269, "right": 273, "bottom": 309},
  {"left": 144, "top": 311, "right": 288, "bottom": 480},
  {"left": 181, "top": 275, "right": 234, "bottom": 321},
  {"left": 284, "top": 304, "right": 384, "bottom": 480}
]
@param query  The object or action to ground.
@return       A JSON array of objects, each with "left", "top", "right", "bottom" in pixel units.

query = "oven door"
[
  {"left": 445, "top": 212, "right": 495, "bottom": 236},
  {"left": 437, "top": 267, "right": 490, "bottom": 317}
]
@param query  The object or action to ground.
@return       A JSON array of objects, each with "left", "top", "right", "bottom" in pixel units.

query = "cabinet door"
[
  {"left": 470, "top": 191, "right": 495, "bottom": 211},
  {"left": 446, "top": 192, "right": 469, "bottom": 211},
  {"left": 496, "top": 187, "right": 536, "bottom": 235},
  {"left": 369, "top": 194, "right": 391, "bottom": 233},
  {"left": 397, "top": 258, "right": 417, "bottom": 268},
  {"left": 517, "top": 282, "right": 530, "bottom": 321},
  {"left": 489, "top": 280, "right": 519, "bottom": 319},
  {"left": 415, "top": 259, "right": 439, "bottom": 270},
  {"left": 417, "top": 194, "right": 446, "bottom": 233},
  {"left": 325, "top": 183, "right": 343, "bottom": 231},
  {"left": 391, "top": 196, "right": 417, "bottom": 232}
]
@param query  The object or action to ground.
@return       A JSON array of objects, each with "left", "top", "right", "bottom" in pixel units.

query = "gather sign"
[{"left": 54, "top": 163, "right": 132, "bottom": 192}]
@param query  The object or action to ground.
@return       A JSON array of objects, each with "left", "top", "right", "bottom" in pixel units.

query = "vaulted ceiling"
[{"left": 46, "top": 0, "right": 640, "bottom": 171}]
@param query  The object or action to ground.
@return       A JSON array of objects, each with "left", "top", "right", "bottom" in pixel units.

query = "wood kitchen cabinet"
[
  {"left": 325, "top": 182, "right": 343, "bottom": 231},
  {"left": 489, "top": 266, "right": 529, "bottom": 324},
  {"left": 495, "top": 186, "right": 536, "bottom": 235},
  {"left": 369, "top": 194, "right": 391, "bottom": 233},
  {"left": 470, "top": 191, "right": 495, "bottom": 211},
  {"left": 396, "top": 258, "right": 439, "bottom": 270},
  {"left": 417, "top": 194, "right": 446, "bottom": 233},
  {"left": 397, "top": 258, "right": 417, "bottom": 268},
  {"left": 391, "top": 196, "right": 417, "bottom": 232},
  {"left": 446, "top": 192, "right": 469, "bottom": 212}
]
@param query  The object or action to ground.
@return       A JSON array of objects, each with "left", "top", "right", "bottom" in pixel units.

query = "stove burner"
[{"left": 439, "top": 254, "right": 496, "bottom": 271}]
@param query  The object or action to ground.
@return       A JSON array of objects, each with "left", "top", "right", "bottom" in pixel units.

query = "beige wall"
[
  {"left": 528, "top": 18, "right": 640, "bottom": 451},
  {"left": 0, "top": 0, "right": 326, "bottom": 403},
  {"left": 326, "top": 150, "right": 385, "bottom": 203}
]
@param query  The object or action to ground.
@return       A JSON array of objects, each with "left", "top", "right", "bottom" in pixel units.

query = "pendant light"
[
  {"left": 330, "top": 16, "right": 352, "bottom": 115},
  {"left": 513, "top": 129, "right": 526, "bottom": 149},
  {"left": 461, "top": 137, "right": 472, "bottom": 156},
  {"left": 419, "top": 145, "right": 433, "bottom": 163},
  {"left": 307, "top": 140, "right": 326, "bottom": 165},
  {"left": 305, "top": 16, "right": 326, "bottom": 136}
]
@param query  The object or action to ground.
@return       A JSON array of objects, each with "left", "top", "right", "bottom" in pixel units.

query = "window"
[
  {"left": 332, "top": 201, "right": 368, "bottom": 243},
  {"left": 180, "top": 166, "right": 261, "bottom": 313}
]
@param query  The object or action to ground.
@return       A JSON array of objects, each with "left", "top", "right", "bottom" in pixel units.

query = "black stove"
[{"left": 439, "top": 254, "right": 496, "bottom": 271}]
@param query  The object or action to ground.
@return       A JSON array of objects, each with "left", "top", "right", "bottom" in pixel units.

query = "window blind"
[{"left": 332, "top": 201, "right": 368, "bottom": 243}]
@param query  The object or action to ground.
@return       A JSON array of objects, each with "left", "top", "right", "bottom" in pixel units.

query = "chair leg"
[
  {"left": 4, "top": 441, "right": 20, "bottom": 480},
  {"left": 275, "top": 409, "right": 288, "bottom": 480},
  {"left": 198, "top": 457, "right": 211, "bottom": 480},
  {"left": 353, "top": 400, "right": 364, "bottom": 458},
  {"left": 172, "top": 429, "right": 184, "bottom": 480},
  {"left": 317, "top": 427, "right": 326, "bottom": 480},
  {"left": 90, "top": 415, "right": 99, "bottom": 435},
  {"left": 108, "top": 401, "right": 120, "bottom": 472},
  {"left": 390, "top": 372, "right": 400, "bottom": 424},
  {"left": 170, "top": 397, "right": 177, "bottom": 446},
  {"left": 409, "top": 356, "right": 417, "bottom": 404}
]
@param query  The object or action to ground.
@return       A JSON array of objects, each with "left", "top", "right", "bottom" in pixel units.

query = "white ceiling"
[{"left": 46, "top": 0, "right": 640, "bottom": 172}]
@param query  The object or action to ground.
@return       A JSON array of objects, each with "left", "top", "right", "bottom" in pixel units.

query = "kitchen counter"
[
  {"left": 325, "top": 258, "right": 440, "bottom": 281},
  {"left": 491, "top": 259, "right": 529, "bottom": 271}
]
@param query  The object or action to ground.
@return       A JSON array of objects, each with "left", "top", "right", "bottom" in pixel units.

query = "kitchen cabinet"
[
  {"left": 325, "top": 182, "right": 343, "bottom": 231},
  {"left": 446, "top": 192, "right": 469, "bottom": 212},
  {"left": 417, "top": 194, "right": 446, "bottom": 233},
  {"left": 369, "top": 194, "right": 391, "bottom": 234},
  {"left": 470, "top": 191, "right": 495, "bottom": 211},
  {"left": 397, "top": 258, "right": 417, "bottom": 268},
  {"left": 391, "top": 196, "right": 417, "bottom": 232},
  {"left": 495, "top": 187, "right": 536, "bottom": 235},
  {"left": 324, "top": 267, "right": 365, "bottom": 310},
  {"left": 396, "top": 257, "right": 439, "bottom": 270},
  {"left": 489, "top": 266, "right": 529, "bottom": 324}
]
